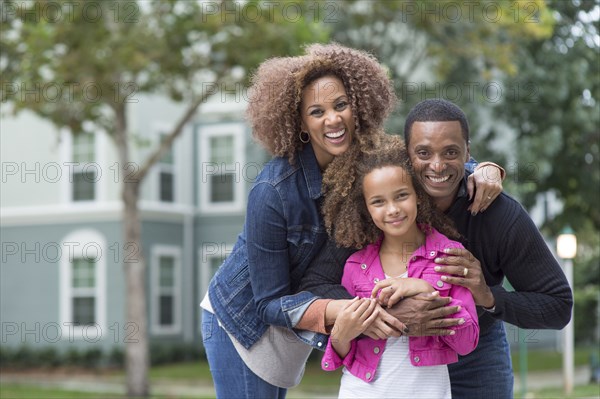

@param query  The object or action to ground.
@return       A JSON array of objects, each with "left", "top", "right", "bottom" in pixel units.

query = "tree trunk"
[{"left": 115, "top": 103, "right": 149, "bottom": 398}]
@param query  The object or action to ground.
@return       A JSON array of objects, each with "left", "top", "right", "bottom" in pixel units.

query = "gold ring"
[{"left": 463, "top": 267, "right": 468, "bottom": 277}]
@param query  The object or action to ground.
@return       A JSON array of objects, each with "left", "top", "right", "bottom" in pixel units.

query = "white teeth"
[
  {"left": 429, "top": 175, "right": 450, "bottom": 183},
  {"left": 325, "top": 129, "right": 345, "bottom": 139}
]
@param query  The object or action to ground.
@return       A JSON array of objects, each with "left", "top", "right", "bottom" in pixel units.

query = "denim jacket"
[
  {"left": 321, "top": 227, "right": 479, "bottom": 383},
  {"left": 208, "top": 144, "right": 329, "bottom": 349}
]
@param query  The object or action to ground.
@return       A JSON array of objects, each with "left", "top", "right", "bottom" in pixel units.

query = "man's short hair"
[{"left": 404, "top": 99, "right": 470, "bottom": 145}]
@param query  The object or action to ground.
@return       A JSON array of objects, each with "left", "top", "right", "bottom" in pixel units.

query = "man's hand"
[
  {"left": 362, "top": 303, "right": 407, "bottom": 340},
  {"left": 467, "top": 163, "right": 503, "bottom": 215},
  {"left": 386, "top": 292, "right": 462, "bottom": 336},
  {"left": 434, "top": 247, "right": 495, "bottom": 308}
]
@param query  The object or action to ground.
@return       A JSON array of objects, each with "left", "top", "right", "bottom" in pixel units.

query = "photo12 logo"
[{"left": 1, "top": 1, "right": 140, "bottom": 23}]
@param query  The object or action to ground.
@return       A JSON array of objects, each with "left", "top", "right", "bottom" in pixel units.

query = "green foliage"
[
  {"left": 108, "top": 346, "right": 125, "bottom": 367},
  {"left": 574, "top": 286, "right": 600, "bottom": 344},
  {"left": 149, "top": 342, "right": 203, "bottom": 366},
  {"left": 490, "top": 1, "right": 599, "bottom": 347},
  {"left": 1, "top": 0, "right": 328, "bottom": 136},
  {"left": 494, "top": 0, "right": 600, "bottom": 231},
  {"left": 0, "top": 343, "right": 204, "bottom": 369},
  {"left": 37, "top": 347, "right": 62, "bottom": 368},
  {"left": 329, "top": 0, "right": 555, "bottom": 136}
]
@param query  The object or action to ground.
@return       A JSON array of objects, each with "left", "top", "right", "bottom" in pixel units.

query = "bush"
[
  {"left": 38, "top": 347, "right": 62, "bottom": 368},
  {"left": 15, "top": 346, "right": 36, "bottom": 369},
  {"left": 0, "top": 342, "right": 204, "bottom": 369},
  {"left": 574, "top": 286, "right": 599, "bottom": 345},
  {"left": 80, "top": 347, "right": 103, "bottom": 368},
  {"left": 149, "top": 342, "right": 203, "bottom": 366},
  {"left": 64, "top": 347, "right": 83, "bottom": 367},
  {"left": 0, "top": 346, "right": 14, "bottom": 366},
  {"left": 108, "top": 346, "right": 124, "bottom": 367}
]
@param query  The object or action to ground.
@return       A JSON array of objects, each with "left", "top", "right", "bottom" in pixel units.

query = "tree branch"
[{"left": 135, "top": 75, "right": 225, "bottom": 183}]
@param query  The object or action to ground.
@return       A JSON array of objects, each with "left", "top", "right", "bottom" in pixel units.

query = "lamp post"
[{"left": 557, "top": 227, "right": 577, "bottom": 395}]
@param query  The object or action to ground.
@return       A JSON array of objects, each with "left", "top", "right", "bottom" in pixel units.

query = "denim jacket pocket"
[
  {"left": 201, "top": 311, "right": 213, "bottom": 342},
  {"left": 287, "top": 225, "right": 327, "bottom": 266}
]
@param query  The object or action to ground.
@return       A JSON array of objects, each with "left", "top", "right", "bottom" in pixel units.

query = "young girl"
[{"left": 320, "top": 135, "right": 479, "bottom": 398}]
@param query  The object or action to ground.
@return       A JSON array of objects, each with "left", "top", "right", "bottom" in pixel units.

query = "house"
[{"left": 0, "top": 92, "right": 267, "bottom": 353}]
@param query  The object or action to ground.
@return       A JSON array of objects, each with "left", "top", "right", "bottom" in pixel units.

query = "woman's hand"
[
  {"left": 467, "top": 163, "right": 503, "bottom": 215},
  {"left": 371, "top": 277, "right": 434, "bottom": 308},
  {"left": 330, "top": 297, "right": 379, "bottom": 357},
  {"left": 434, "top": 247, "right": 495, "bottom": 308}
]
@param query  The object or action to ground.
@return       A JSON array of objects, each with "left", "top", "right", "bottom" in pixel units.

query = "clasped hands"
[
  {"left": 338, "top": 247, "right": 491, "bottom": 340},
  {"left": 360, "top": 288, "right": 462, "bottom": 340}
]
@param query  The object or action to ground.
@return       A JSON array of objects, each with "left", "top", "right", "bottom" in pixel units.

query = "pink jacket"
[{"left": 321, "top": 226, "right": 479, "bottom": 383}]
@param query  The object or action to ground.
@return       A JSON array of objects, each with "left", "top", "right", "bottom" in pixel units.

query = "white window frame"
[
  {"left": 151, "top": 245, "right": 182, "bottom": 335},
  {"left": 60, "top": 129, "right": 106, "bottom": 204},
  {"left": 72, "top": 132, "right": 96, "bottom": 202},
  {"left": 154, "top": 124, "right": 177, "bottom": 204},
  {"left": 198, "top": 123, "right": 245, "bottom": 213},
  {"left": 197, "top": 242, "right": 233, "bottom": 333},
  {"left": 59, "top": 229, "right": 106, "bottom": 340}
]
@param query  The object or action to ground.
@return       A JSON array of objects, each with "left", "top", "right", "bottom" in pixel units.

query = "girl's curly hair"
[
  {"left": 322, "top": 135, "right": 460, "bottom": 248},
  {"left": 246, "top": 43, "right": 396, "bottom": 162}
]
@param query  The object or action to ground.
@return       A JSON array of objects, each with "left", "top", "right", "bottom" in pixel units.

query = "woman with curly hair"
[
  {"left": 201, "top": 43, "right": 397, "bottom": 398},
  {"left": 320, "top": 135, "right": 479, "bottom": 398}
]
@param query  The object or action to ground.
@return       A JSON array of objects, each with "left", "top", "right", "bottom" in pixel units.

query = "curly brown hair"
[
  {"left": 322, "top": 135, "right": 460, "bottom": 248},
  {"left": 245, "top": 43, "right": 396, "bottom": 162}
]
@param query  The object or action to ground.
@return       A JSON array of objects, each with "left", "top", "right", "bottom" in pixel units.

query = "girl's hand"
[
  {"left": 330, "top": 297, "right": 378, "bottom": 344},
  {"left": 371, "top": 277, "right": 434, "bottom": 308}
]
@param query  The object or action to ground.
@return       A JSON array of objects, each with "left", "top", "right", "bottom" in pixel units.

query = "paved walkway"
[{"left": 0, "top": 366, "right": 596, "bottom": 398}]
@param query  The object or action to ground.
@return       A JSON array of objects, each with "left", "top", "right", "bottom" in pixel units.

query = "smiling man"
[{"left": 402, "top": 99, "right": 572, "bottom": 398}]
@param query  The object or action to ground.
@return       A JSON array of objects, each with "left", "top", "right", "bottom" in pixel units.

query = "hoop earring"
[{"left": 299, "top": 131, "right": 310, "bottom": 144}]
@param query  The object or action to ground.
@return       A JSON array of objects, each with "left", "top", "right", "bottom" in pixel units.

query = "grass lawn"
[
  {"left": 0, "top": 384, "right": 216, "bottom": 399},
  {"left": 2, "top": 382, "right": 598, "bottom": 399},
  {"left": 0, "top": 384, "right": 123, "bottom": 399},
  {"left": 149, "top": 361, "right": 212, "bottom": 383},
  {"left": 2, "top": 346, "right": 598, "bottom": 398},
  {"left": 524, "top": 383, "right": 600, "bottom": 398},
  {"left": 512, "top": 346, "right": 598, "bottom": 372}
]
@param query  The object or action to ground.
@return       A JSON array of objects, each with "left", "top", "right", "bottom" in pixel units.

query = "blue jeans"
[
  {"left": 202, "top": 309, "right": 287, "bottom": 399},
  {"left": 448, "top": 321, "right": 514, "bottom": 399}
]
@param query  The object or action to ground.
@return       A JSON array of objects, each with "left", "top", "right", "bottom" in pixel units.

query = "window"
[
  {"left": 72, "top": 133, "right": 96, "bottom": 201},
  {"left": 199, "top": 123, "right": 245, "bottom": 213},
  {"left": 151, "top": 246, "right": 181, "bottom": 334},
  {"left": 209, "top": 136, "right": 234, "bottom": 202},
  {"left": 198, "top": 244, "right": 231, "bottom": 334},
  {"left": 60, "top": 229, "right": 106, "bottom": 339},
  {"left": 198, "top": 243, "right": 231, "bottom": 299},
  {"left": 158, "top": 134, "right": 175, "bottom": 203},
  {"left": 72, "top": 258, "right": 96, "bottom": 325}
]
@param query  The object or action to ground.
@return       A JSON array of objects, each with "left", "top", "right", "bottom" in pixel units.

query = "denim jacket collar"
[{"left": 298, "top": 144, "right": 323, "bottom": 200}]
